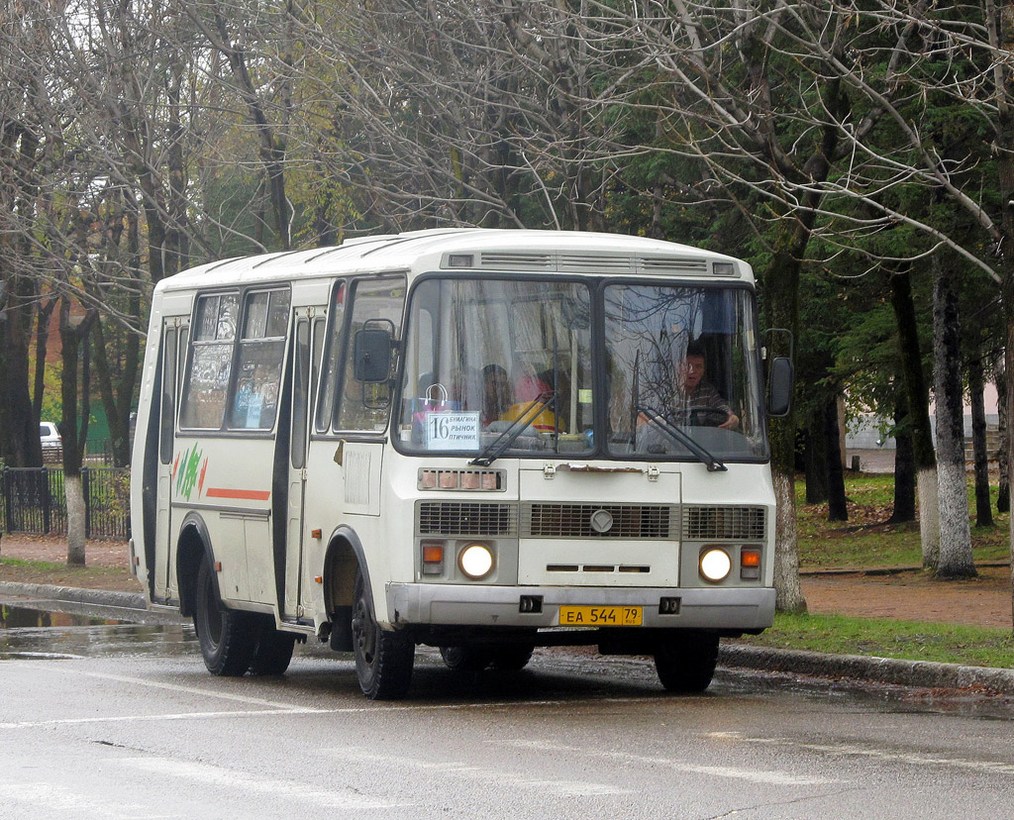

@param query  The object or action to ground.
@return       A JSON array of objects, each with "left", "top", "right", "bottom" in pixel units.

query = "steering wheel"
[{"left": 688, "top": 407, "right": 729, "bottom": 427}]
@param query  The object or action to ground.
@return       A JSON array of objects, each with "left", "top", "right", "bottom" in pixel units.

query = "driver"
[{"left": 673, "top": 342, "right": 739, "bottom": 430}]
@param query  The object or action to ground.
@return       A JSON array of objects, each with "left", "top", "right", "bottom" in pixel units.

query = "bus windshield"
[{"left": 395, "top": 276, "right": 767, "bottom": 462}]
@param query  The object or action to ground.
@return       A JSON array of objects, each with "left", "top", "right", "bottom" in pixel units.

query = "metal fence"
[{"left": 1, "top": 466, "right": 130, "bottom": 540}]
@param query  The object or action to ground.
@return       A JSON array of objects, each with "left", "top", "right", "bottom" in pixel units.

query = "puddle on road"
[
  {"left": 1, "top": 605, "right": 126, "bottom": 629},
  {"left": 0, "top": 603, "right": 197, "bottom": 659}
]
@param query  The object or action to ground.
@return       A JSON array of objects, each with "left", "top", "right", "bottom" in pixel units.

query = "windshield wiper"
[
  {"left": 469, "top": 391, "right": 555, "bottom": 467},
  {"left": 636, "top": 405, "right": 727, "bottom": 472}
]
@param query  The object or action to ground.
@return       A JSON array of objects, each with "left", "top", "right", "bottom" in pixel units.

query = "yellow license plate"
[{"left": 558, "top": 605, "right": 643, "bottom": 627}]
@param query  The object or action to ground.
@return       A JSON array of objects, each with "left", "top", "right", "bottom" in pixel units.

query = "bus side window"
[
  {"left": 316, "top": 281, "right": 346, "bottom": 432},
  {"left": 159, "top": 327, "right": 177, "bottom": 464},
  {"left": 291, "top": 320, "right": 310, "bottom": 469},
  {"left": 227, "top": 288, "right": 291, "bottom": 430},
  {"left": 335, "top": 277, "right": 405, "bottom": 432},
  {"left": 180, "top": 293, "right": 239, "bottom": 429}
]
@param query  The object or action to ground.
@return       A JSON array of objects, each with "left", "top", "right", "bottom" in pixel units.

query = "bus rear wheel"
[
  {"left": 440, "top": 644, "right": 534, "bottom": 672},
  {"left": 439, "top": 646, "right": 489, "bottom": 672},
  {"left": 489, "top": 645, "right": 534, "bottom": 671},
  {"left": 194, "top": 558, "right": 257, "bottom": 676},
  {"left": 351, "top": 569, "right": 414, "bottom": 699},
  {"left": 248, "top": 617, "right": 296, "bottom": 676},
  {"left": 653, "top": 632, "right": 720, "bottom": 693}
]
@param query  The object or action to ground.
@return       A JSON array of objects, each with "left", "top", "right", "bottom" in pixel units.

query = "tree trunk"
[
  {"left": 968, "top": 347, "right": 994, "bottom": 527},
  {"left": 889, "top": 267, "right": 940, "bottom": 564},
  {"left": 890, "top": 397, "right": 917, "bottom": 523},
  {"left": 65, "top": 473, "right": 87, "bottom": 566},
  {"left": 765, "top": 234, "right": 809, "bottom": 614},
  {"left": 997, "top": 360, "right": 1010, "bottom": 513},
  {"left": 32, "top": 296, "right": 56, "bottom": 424},
  {"left": 825, "top": 394, "right": 847, "bottom": 521},
  {"left": 932, "top": 257, "right": 975, "bottom": 579},
  {"left": 772, "top": 471, "right": 806, "bottom": 613},
  {"left": 804, "top": 406, "right": 828, "bottom": 505},
  {"left": 1005, "top": 289, "right": 1014, "bottom": 629},
  {"left": 59, "top": 296, "right": 97, "bottom": 566},
  {"left": 992, "top": 0, "right": 1014, "bottom": 630}
]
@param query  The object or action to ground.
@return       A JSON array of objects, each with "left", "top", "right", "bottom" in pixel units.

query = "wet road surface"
[{"left": 1, "top": 601, "right": 1012, "bottom": 819}]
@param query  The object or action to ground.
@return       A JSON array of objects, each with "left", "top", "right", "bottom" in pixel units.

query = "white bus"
[{"left": 129, "top": 229, "right": 792, "bottom": 699}]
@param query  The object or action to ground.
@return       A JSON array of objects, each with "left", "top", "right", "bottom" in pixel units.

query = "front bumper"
[{"left": 386, "top": 583, "right": 775, "bottom": 631}]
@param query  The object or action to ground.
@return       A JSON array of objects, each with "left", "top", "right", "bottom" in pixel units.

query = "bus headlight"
[
  {"left": 699, "top": 547, "right": 732, "bottom": 583},
  {"left": 458, "top": 543, "right": 495, "bottom": 580}
]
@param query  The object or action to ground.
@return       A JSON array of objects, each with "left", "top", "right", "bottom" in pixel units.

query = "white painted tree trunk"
[
  {"left": 932, "top": 258, "right": 975, "bottom": 578},
  {"left": 65, "top": 473, "right": 87, "bottom": 566},
  {"left": 917, "top": 468, "right": 940, "bottom": 568},
  {"left": 772, "top": 470, "right": 807, "bottom": 613}
]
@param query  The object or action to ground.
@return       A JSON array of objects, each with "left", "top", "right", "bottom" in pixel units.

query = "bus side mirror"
[
  {"left": 353, "top": 327, "right": 393, "bottom": 383},
  {"left": 768, "top": 356, "right": 793, "bottom": 417}
]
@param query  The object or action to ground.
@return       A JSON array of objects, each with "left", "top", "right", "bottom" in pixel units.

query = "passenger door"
[
  {"left": 283, "top": 313, "right": 319, "bottom": 621},
  {"left": 154, "top": 320, "right": 186, "bottom": 603}
]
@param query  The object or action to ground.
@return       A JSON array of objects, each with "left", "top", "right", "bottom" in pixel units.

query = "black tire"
[
  {"left": 439, "top": 646, "right": 491, "bottom": 672},
  {"left": 193, "top": 558, "right": 257, "bottom": 676},
  {"left": 440, "top": 644, "right": 534, "bottom": 672},
  {"left": 248, "top": 617, "right": 297, "bottom": 676},
  {"left": 653, "top": 632, "right": 720, "bottom": 693},
  {"left": 488, "top": 644, "right": 535, "bottom": 672},
  {"left": 351, "top": 569, "right": 414, "bottom": 699}
]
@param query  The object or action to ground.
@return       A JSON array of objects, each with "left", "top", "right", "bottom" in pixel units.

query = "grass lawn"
[
  {"left": 796, "top": 472, "right": 1010, "bottom": 569},
  {"left": 736, "top": 471, "right": 1014, "bottom": 670},
  {"left": 738, "top": 613, "right": 1014, "bottom": 669}
]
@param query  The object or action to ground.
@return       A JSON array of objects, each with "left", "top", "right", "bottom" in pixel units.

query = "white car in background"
[{"left": 40, "top": 422, "right": 62, "bottom": 462}]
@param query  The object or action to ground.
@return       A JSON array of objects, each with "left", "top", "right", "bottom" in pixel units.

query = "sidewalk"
[{"left": 2, "top": 534, "right": 1013, "bottom": 695}]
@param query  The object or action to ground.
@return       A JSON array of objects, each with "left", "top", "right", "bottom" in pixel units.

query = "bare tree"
[{"left": 0, "top": 0, "right": 59, "bottom": 467}]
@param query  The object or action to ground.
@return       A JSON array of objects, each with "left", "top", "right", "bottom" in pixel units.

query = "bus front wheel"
[
  {"left": 351, "top": 570, "right": 414, "bottom": 699},
  {"left": 194, "top": 558, "right": 257, "bottom": 676},
  {"left": 653, "top": 632, "right": 720, "bottom": 693}
]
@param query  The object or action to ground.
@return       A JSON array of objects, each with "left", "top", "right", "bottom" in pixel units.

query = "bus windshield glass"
[
  {"left": 395, "top": 276, "right": 767, "bottom": 462},
  {"left": 603, "top": 282, "right": 766, "bottom": 461}
]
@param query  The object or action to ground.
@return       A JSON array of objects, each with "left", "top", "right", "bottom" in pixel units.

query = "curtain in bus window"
[
  {"left": 180, "top": 293, "right": 239, "bottom": 429},
  {"left": 227, "top": 288, "right": 291, "bottom": 430}
]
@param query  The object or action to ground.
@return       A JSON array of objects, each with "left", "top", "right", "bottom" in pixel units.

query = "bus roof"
[{"left": 156, "top": 229, "right": 753, "bottom": 293}]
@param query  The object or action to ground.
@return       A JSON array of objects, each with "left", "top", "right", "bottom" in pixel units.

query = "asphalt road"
[{"left": 1, "top": 611, "right": 1012, "bottom": 819}]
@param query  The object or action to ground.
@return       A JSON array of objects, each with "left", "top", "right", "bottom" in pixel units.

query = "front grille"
[
  {"left": 523, "top": 503, "right": 675, "bottom": 539},
  {"left": 683, "top": 505, "right": 766, "bottom": 540},
  {"left": 417, "top": 502, "right": 517, "bottom": 536}
]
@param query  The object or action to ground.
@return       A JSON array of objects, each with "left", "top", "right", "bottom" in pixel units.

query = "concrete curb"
[
  {"left": 800, "top": 560, "right": 1010, "bottom": 577},
  {"left": 2, "top": 581, "right": 1012, "bottom": 696},
  {"left": 0, "top": 582, "right": 145, "bottom": 611},
  {"left": 720, "top": 644, "right": 1014, "bottom": 696}
]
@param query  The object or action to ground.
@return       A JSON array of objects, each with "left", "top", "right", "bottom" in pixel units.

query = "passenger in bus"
[
  {"left": 505, "top": 363, "right": 557, "bottom": 432},
  {"left": 672, "top": 341, "right": 739, "bottom": 429}
]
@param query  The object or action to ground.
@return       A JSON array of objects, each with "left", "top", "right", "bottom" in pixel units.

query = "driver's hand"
[{"left": 719, "top": 412, "right": 739, "bottom": 430}]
